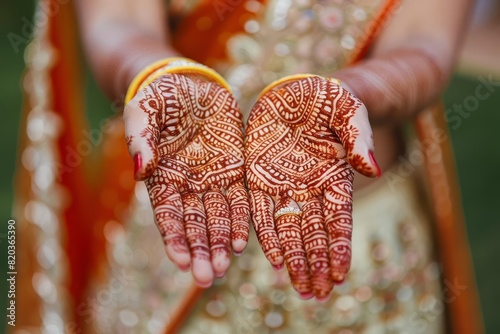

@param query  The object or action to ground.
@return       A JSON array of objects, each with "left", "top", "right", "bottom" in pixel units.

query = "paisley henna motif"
[
  {"left": 124, "top": 73, "right": 249, "bottom": 285},
  {"left": 245, "top": 76, "right": 378, "bottom": 300}
]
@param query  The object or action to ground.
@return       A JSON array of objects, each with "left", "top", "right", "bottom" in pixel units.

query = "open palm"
[
  {"left": 124, "top": 74, "right": 249, "bottom": 287},
  {"left": 245, "top": 76, "right": 379, "bottom": 300}
]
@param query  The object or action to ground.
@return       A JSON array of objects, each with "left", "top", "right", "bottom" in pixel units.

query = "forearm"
[
  {"left": 335, "top": 44, "right": 449, "bottom": 125},
  {"left": 76, "top": 0, "right": 178, "bottom": 101},
  {"left": 84, "top": 22, "right": 178, "bottom": 100},
  {"left": 334, "top": 0, "right": 474, "bottom": 125}
]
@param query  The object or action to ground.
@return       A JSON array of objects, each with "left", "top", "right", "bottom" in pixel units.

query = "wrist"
[
  {"left": 113, "top": 43, "right": 179, "bottom": 100},
  {"left": 257, "top": 74, "right": 341, "bottom": 99},
  {"left": 125, "top": 57, "right": 231, "bottom": 104},
  {"left": 82, "top": 18, "right": 179, "bottom": 101}
]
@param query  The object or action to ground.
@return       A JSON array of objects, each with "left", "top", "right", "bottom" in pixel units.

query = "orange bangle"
[
  {"left": 125, "top": 57, "right": 231, "bottom": 104},
  {"left": 257, "top": 74, "right": 341, "bottom": 99}
]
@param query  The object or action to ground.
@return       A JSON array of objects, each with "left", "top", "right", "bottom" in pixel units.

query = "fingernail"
[
  {"left": 332, "top": 274, "right": 346, "bottom": 284},
  {"left": 179, "top": 264, "right": 191, "bottom": 272},
  {"left": 316, "top": 293, "right": 332, "bottom": 303},
  {"left": 233, "top": 250, "right": 244, "bottom": 257},
  {"left": 272, "top": 264, "right": 284, "bottom": 271},
  {"left": 214, "top": 271, "right": 225, "bottom": 278},
  {"left": 299, "top": 292, "right": 314, "bottom": 300},
  {"left": 134, "top": 153, "right": 142, "bottom": 180},
  {"left": 368, "top": 150, "right": 382, "bottom": 178},
  {"left": 196, "top": 280, "right": 212, "bottom": 289}
]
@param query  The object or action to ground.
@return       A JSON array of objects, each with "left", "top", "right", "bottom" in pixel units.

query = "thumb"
[
  {"left": 123, "top": 91, "right": 160, "bottom": 180},
  {"left": 329, "top": 82, "right": 381, "bottom": 178}
]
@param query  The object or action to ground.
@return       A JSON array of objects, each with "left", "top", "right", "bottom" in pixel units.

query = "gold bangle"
[
  {"left": 257, "top": 74, "right": 341, "bottom": 99},
  {"left": 125, "top": 57, "right": 231, "bottom": 104}
]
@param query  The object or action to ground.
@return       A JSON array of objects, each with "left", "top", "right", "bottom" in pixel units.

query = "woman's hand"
[
  {"left": 124, "top": 74, "right": 249, "bottom": 287},
  {"left": 245, "top": 76, "right": 380, "bottom": 300}
]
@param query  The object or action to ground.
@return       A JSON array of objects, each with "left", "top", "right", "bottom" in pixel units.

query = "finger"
[
  {"left": 203, "top": 190, "right": 231, "bottom": 278},
  {"left": 226, "top": 181, "right": 250, "bottom": 255},
  {"left": 323, "top": 176, "right": 354, "bottom": 284},
  {"left": 249, "top": 190, "right": 284, "bottom": 268},
  {"left": 146, "top": 177, "right": 190, "bottom": 270},
  {"left": 328, "top": 81, "right": 381, "bottom": 178},
  {"left": 274, "top": 197, "right": 311, "bottom": 298},
  {"left": 301, "top": 197, "right": 333, "bottom": 301},
  {"left": 123, "top": 90, "right": 161, "bottom": 180},
  {"left": 182, "top": 193, "right": 213, "bottom": 287}
]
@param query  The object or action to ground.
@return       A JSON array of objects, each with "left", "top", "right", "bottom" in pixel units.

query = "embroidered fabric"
[
  {"left": 92, "top": 1, "right": 444, "bottom": 333},
  {"left": 94, "top": 162, "right": 444, "bottom": 333}
]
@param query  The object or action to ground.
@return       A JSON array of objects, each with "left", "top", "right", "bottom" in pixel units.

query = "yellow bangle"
[
  {"left": 257, "top": 74, "right": 341, "bottom": 99},
  {"left": 125, "top": 57, "right": 231, "bottom": 104}
]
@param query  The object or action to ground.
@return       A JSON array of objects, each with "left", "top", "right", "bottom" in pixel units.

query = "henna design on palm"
[
  {"left": 245, "top": 76, "right": 379, "bottom": 300},
  {"left": 124, "top": 74, "right": 250, "bottom": 287}
]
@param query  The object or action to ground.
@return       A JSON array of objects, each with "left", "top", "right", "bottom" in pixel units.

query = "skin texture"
[
  {"left": 336, "top": 0, "right": 474, "bottom": 125},
  {"left": 245, "top": 76, "right": 379, "bottom": 300},
  {"left": 76, "top": 0, "right": 474, "bottom": 297},
  {"left": 337, "top": 46, "right": 446, "bottom": 126},
  {"left": 124, "top": 73, "right": 250, "bottom": 286},
  {"left": 75, "top": 0, "right": 473, "bottom": 191},
  {"left": 76, "top": 0, "right": 178, "bottom": 99}
]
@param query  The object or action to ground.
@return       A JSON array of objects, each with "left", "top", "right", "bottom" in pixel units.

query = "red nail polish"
[
  {"left": 134, "top": 153, "right": 142, "bottom": 180},
  {"left": 333, "top": 274, "right": 346, "bottom": 284},
  {"left": 233, "top": 250, "right": 244, "bottom": 257},
  {"left": 316, "top": 293, "right": 332, "bottom": 303},
  {"left": 178, "top": 264, "right": 191, "bottom": 272},
  {"left": 196, "top": 281, "right": 212, "bottom": 289},
  {"left": 272, "top": 263, "right": 284, "bottom": 271},
  {"left": 299, "top": 292, "right": 313, "bottom": 300},
  {"left": 214, "top": 271, "right": 225, "bottom": 278},
  {"left": 369, "top": 150, "right": 382, "bottom": 178}
]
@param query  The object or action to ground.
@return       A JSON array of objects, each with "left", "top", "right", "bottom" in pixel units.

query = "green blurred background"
[{"left": 1, "top": 2, "right": 499, "bottom": 333}]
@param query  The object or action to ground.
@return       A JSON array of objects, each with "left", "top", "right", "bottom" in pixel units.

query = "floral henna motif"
[
  {"left": 125, "top": 73, "right": 249, "bottom": 284},
  {"left": 245, "top": 76, "right": 375, "bottom": 299}
]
